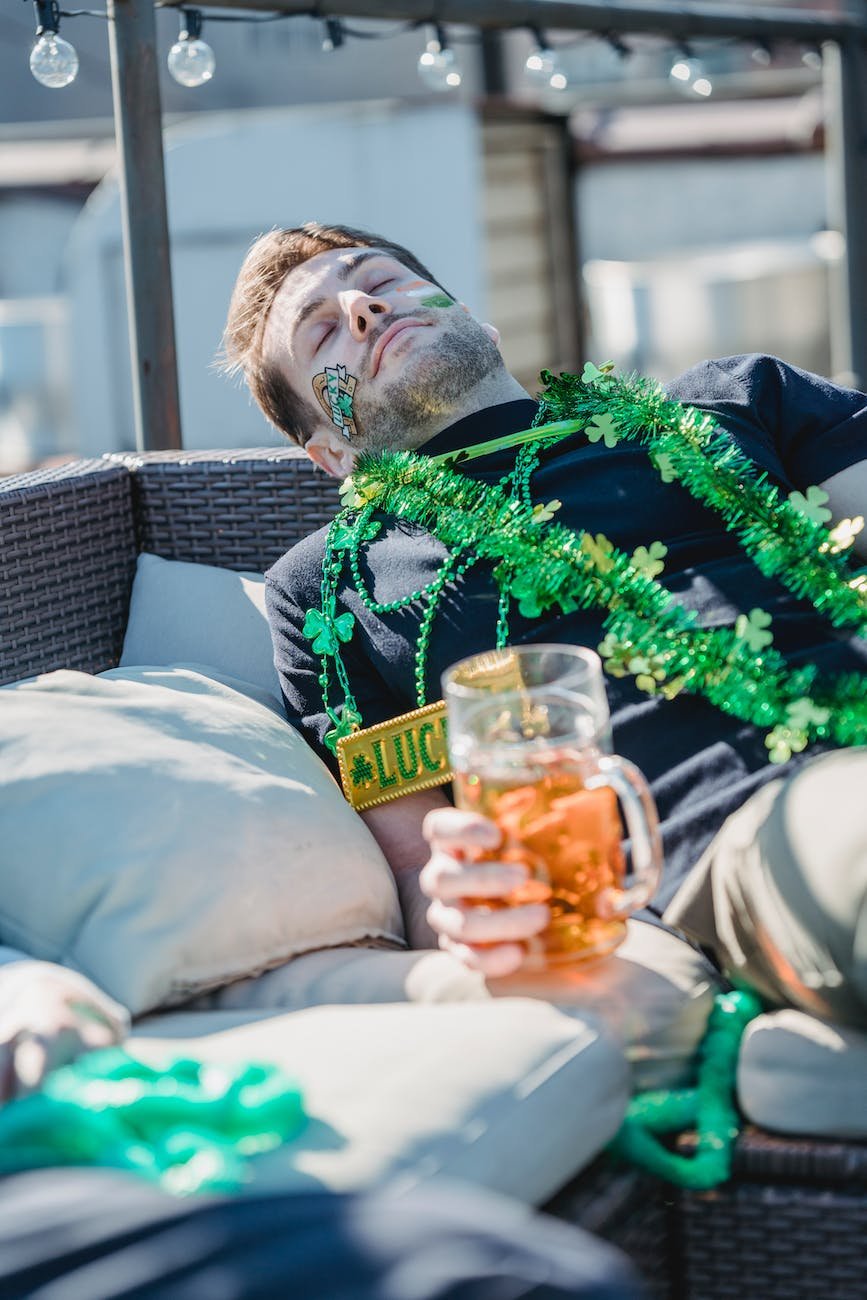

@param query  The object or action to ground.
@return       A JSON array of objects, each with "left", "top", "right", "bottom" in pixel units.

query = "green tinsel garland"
[
  {"left": 311, "top": 368, "right": 867, "bottom": 763},
  {"left": 535, "top": 365, "right": 867, "bottom": 632}
]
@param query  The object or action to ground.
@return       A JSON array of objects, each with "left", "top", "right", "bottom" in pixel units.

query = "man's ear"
[
  {"left": 305, "top": 428, "right": 358, "bottom": 479},
  {"left": 481, "top": 321, "right": 501, "bottom": 348}
]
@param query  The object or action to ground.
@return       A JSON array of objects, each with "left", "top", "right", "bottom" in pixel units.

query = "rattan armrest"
[{"left": 0, "top": 460, "right": 136, "bottom": 684}]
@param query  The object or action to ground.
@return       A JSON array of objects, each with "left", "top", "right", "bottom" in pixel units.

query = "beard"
[{"left": 350, "top": 313, "right": 504, "bottom": 453}]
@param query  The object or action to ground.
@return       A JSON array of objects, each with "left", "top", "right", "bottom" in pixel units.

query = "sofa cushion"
[
  {"left": 0, "top": 667, "right": 403, "bottom": 1016},
  {"left": 186, "top": 919, "right": 717, "bottom": 1090},
  {"left": 120, "top": 553, "right": 281, "bottom": 703},
  {"left": 738, "top": 1009, "right": 867, "bottom": 1138},
  {"left": 130, "top": 999, "right": 629, "bottom": 1204},
  {"left": 488, "top": 919, "right": 720, "bottom": 1090}
]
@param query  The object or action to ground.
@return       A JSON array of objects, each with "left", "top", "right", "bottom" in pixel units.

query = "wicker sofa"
[{"left": 2, "top": 448, "right": 866, "bottom": 1300}]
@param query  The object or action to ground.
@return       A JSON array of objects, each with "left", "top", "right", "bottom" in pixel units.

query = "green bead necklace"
[{"left": 308, "top": 437, "right": 553, "bottom": 751}]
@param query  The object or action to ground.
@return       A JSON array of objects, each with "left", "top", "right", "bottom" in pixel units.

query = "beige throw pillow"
[
  {"left": 0, "top": 667, "right": 404, "bottom": 1015},
  {"left": 120, "top": 553, "right": 282, "bottom": 703}
]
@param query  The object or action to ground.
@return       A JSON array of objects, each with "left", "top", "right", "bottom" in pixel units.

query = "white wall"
[{"left": 64, "top": 101, "right": 486, "bottom": 455}]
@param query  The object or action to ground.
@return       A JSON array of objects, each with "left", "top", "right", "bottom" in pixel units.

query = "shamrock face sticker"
[{"left": 313, "top": 363, "right": 358, "bottom": 441}]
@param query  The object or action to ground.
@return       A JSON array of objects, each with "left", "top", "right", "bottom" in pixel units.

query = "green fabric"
[{"left": 0, "top": 1048, "right": 306, "bottom": 1195}]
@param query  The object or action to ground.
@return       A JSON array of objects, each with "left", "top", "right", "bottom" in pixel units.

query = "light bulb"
[
  {"left": 417, "top": 43, "right": 461, "bottom": 92},
  {"left": 167, "top": 36, "right": 215, "bottom": 87},
  {"left": 802, "top": 48, "right": 822, "bottom": 71},
  {"left": 525, "top": 48, "right": 568, "bottom": 92},
  {"left": 670, "top": 56, "right": 712, "bottom": 98},
  {"left": 30, "top": 32, "right": 78, "bottom": 89}
]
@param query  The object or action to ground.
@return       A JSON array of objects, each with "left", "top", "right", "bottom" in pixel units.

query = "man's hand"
[
  {"left": 420, "top": 807, "right": 549, "bottom": 978},
  {"left": 0, "top": 962, "right": 129, "bottom": 1103}
]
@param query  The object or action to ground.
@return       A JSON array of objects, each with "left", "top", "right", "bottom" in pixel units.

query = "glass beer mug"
[{"left": 443, "top": 645, "right": 662, "bottom": 966}]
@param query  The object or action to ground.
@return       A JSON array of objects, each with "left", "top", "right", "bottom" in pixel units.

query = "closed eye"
[
  {"left": 368, "top": 279, "right": 395, "bottom": 294},
  {"left": 313, "top": 323, "right": 335, "bottom": 354}
]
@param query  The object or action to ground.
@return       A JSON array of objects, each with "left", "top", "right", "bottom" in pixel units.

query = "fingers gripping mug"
[{"left": 443, "top": 645, "right": 662, "bottom": 966}]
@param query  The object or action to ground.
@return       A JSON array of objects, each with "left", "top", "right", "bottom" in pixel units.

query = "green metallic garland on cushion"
[
  {"left": 305, "top": 368, "right": 867, "bottom": 760},
  {"left": 0, "top": 1048, "right": 306, "bottom": 1195}
]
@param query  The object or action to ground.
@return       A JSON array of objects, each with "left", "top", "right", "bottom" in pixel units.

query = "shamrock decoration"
[
  {"left": 580, "top": 533, "right": 616, "bottom": 575},
  {"left": 338, "top": 477, "right": 378, "bottom": 511},
  {"left": 331, "top": 516, "right": 382, "bottom": 552},
  {"left": 785, "top": 697, "right": 831, "bottom": 732},
  {"left": 585, "top": 412, "right": 622, "bottom": 449},
  {"left": 339, "top": 478, "right": 361, "bottom": 510},
  {"left": 820, "top": 515, "right": 864, "bottom": 555},
  {"left": 628, "top": 654, "right": 667, "bottom": 696},
  {"left": 532, "top": 499, "right": 562, "bottom": 524},
  {"left": 581, "top": 360, "right": 615, "bottom": 386},
  {"left": 335, "top": 390, "right": 354, "bottom": 420},
  {"left": 651, "top": 452, "right": 678, "bottom": 484},
  {"left": 598, "top": 632, "right": 632, "bottom": 679},
  {"left": 509, "top": 572, "right": 549, "bottom": 619},
  {"left": 734, "top": 608, "right": 773, "bottom": 653},
  {"left": 349, "top": 753, "right": 376, "bottom": 787},
  {"left": 764, "top": 723, "right": 809, "bottom": 765},
  {"left": 631, "top": 541, "right": 668, "bottom": 580},
  {"left": 324, "top": 706, "right": 362, "bottom": 754},
  {"left": 303, "top": 607, "right": 356, "bottom": 656},
  {"left": 788, "top": 485, "right": 832, "bottom": 526}
]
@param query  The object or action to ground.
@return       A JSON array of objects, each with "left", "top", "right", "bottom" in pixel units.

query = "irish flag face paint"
[{"left": 396, "top": 280, "right": 455, "bottom": 309}]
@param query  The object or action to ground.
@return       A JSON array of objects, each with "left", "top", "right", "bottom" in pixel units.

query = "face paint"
[
  {"left": 312, "top": 363, "right": 358, "bottom": 441},
  {"left": 396, "top": 281, "right": 455, "bottom": 310}
]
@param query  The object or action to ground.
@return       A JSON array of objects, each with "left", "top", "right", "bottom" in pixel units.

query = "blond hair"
[{"left": 220, "top": 222, "right": 443, "bottom": 445}]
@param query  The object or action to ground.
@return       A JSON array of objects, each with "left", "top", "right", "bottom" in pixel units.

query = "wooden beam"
[
  {"left": 107, "top": 0, "right": 182, "bottom": 451},
  {"left": 172, "top": 0, "right": 865, "bottom": 43}
]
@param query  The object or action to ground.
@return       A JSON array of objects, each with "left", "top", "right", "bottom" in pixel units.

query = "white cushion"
[
  {"left": 130, "top": 999, "right": 629, "bottom": 1203},
  {"left": 190, "top": 919, "right": 716, "bottom": 1090},
  {"left": 0, "top": 667, "right": 403, "bottom": 1015},
  {"left": 120, "top": 553, "right": 281, "bottom": 703},
  {"left": 488, "top": 919, "right": 720, "bottom": 1090},
  {"left": 738, "top": 1009, "right": 867, "bottom": 1138}
]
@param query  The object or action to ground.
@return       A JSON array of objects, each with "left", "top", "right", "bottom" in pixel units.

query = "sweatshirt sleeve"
[{"left": 666, "top": 353, "right": 867, "bottom": 490}]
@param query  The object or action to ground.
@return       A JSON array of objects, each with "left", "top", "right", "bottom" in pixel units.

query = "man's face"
[{"left": 263, "top": 246, "right": 503, "bottom": 466}]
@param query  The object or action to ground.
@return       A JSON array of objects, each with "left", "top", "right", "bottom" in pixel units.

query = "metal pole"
[
  {"left": 824, "top": 37, "right": 867, "bottom": 390},
  {"left": 107, "top": 0, "right": 182, "bottom": 450}
]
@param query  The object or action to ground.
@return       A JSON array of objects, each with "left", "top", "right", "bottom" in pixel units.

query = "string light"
[
  {"left": 417, "top": 24, "right": 462, "bottom": 92},
  {"left": 750, "top": 39, "right": 772, "bottom": 67},
  {"left": 17, "top": 7, "right": 829, "bottom": 101},
  {"left": 605, "top": 33, "right": 632, "bottom": 60},
  {"left": 524, "top": 29, "right": 569, "bottom": 93},
  {"left": 167, "top": 8, "right": 215, "bottom": 88},
  {"left": 29, "top": 0, "right": 79, "bottom": 89},
  {"left": 321, "top": 18, "right": 344, "bottom": 53},
  {"left": 669, "top": 42, "right": 713, "bottom": 97}
]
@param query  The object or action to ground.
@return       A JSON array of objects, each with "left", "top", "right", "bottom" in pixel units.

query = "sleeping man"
[{"left": 221, "top": 220, "right": 867, "bottom": 1026}]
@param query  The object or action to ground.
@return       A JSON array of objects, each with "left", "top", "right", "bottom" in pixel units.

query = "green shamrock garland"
[{"left": 305, "top": 367, "right": 866, "bottom": 762}]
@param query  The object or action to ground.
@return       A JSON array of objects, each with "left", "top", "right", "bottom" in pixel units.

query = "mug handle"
[{"left": 584, "top": 754, "right": 662, "bottom": 919}]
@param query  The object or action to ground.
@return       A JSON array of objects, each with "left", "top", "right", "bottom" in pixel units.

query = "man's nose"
[{"left": 339, "top": 290, "right": 391, "bottom": 342}]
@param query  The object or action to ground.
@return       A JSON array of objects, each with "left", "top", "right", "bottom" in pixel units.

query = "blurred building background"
[{"left": 0, "top": 2, "right": 852, "bottom": 470}]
